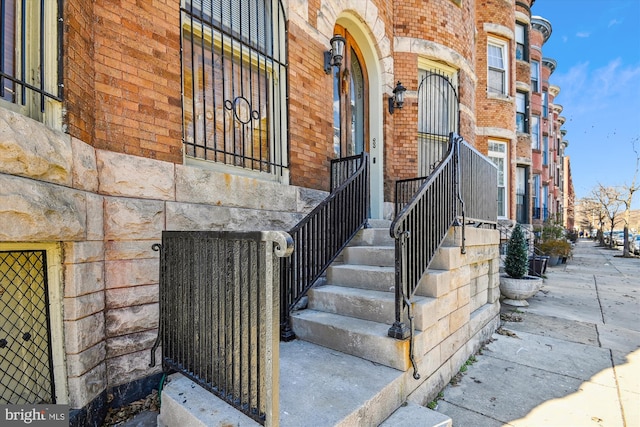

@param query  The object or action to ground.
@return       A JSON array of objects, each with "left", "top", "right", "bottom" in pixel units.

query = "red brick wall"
[
  {"left": 64, "top": 0, "right": 183, "bottom": 163},
  {"left": 64, "top": 0, "right": 95, "bottom": 145},
  {"left": 287, "top": 23, "right": 335, "bottom": 191},
  {"left": 385, "top": 0, "right": 476, "bottom": 200},
  {"left": 475, "top": 0, "right": 520, "bottom": 218}
]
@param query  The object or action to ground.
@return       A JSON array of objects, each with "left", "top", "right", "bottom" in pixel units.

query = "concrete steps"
[
  {"left": 291, "top": 309, "right": 413, "bottom": 371},
  {"left": 291, "top": 222, "right": 433, "bottom": 372}
]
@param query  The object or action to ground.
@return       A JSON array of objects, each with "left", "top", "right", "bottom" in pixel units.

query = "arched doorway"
[
  {"left": 329, "top": 16, "right": 385, "bottom": 218},
  {"left": 331, "top": 25, "right": 369, "bottom": 159}
]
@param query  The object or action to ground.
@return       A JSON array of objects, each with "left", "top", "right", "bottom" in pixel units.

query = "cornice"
[
  {"left": 531, "top": 16, "right": 552, "bottom": 43},
  {"left": 542, "top": 57, "right": 557, "bottom": 74}
]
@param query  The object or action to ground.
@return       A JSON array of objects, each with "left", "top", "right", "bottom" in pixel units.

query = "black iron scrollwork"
[{"left": 225, "top": 96, "right": 260, "bottom": 125}]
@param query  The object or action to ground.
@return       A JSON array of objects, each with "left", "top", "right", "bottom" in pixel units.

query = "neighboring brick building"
[
  {"left": 0, "top": 0, "right": 572, "bottom": 425},
  {"left": 529, "top": 15, "right": 573, "bottom": 229}
]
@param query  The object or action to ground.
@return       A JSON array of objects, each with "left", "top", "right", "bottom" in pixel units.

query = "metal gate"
[
  {"left": 417, "top": 70, "right": 460, "bottom": 176},
  {"left": 0, "top": 250, "right": 55, "bottom": 404}
]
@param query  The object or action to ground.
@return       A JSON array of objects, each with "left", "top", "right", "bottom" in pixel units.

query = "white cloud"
[
  {"left": 608, "top": 18, "right": 622, "bottom": 27},
  {"left": 576, "top": 32, "right": 590, "bottom": 38}
]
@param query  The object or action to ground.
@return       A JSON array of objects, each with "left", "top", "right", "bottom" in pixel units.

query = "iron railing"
[
  {"left": 457, "top": 138, "right": 499, "bottom": 225},
  {"left": 150, "top": 230, "right": 293, "bottom": 426},
  {"left": 0, "top": 1, "right": 63, "bottom": 110},
  {"left": 280, "top": 152, "right": 369, "bottom": 340},
  {"left": 389, "top": 133, "right": 497, "bottom": 379}
]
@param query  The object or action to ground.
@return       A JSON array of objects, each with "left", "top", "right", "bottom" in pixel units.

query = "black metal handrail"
[
  {"left": 388, "top": 133, "right": 497, "bottom": 379},
  {"left": 457, "top": 139, "right": 498, "bottom": 225},
  {"left": 280, "top": 152, "right": 369, "bottom": 340},
  {"left": 150, "top": 230, "right": 293, "bottom": 425}
]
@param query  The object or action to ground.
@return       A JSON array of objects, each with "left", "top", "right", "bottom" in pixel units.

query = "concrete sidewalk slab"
[{"left": 435, "top": 240, "right": 640, "bottom": 427}]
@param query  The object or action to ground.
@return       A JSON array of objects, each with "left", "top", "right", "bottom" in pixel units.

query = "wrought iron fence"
[
  {"left": 457, "top": 137, "right": 498, "bottom": 226},
  {"left": 280, "top": 152, "right": 369, "bottom": 340},
  {"left": 389, "top": 133, "right": 497, "bottom": 379},
  {"left": 0, "top": 1, "right": 63, "bottom": 111},
  {"left": 151, "top": 230, "right": 293, "bottom": 425},
  {"left": 0, "top": 250, "right": 55, "bottom": 404}
]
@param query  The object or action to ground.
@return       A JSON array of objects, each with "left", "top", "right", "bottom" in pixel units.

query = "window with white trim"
[
  {"left": 515, "top": 23, "right": 527, "bottom": 61},
  {"left": 542, "top": 91, "right": 548, "bottom": 118},
  {"left": 531, "top": 60, "right": 540, "bottom": 92},
  {"left": 488, "top": 141, "right": 508, "bottom": 218},
  {"left": 0, "top": 0, "right": 62, "bottom": 128},
  {"left": 531, "top": 115, "right": 540, "bottom": 150},
  {"left": 516, "top": 91, "right": 527, "bottom": 133},
  {"left": 533, "top": 174, "right": 541, "bottom": 219},
  {"left": 487, "top": 38, "right": 508, "bottom": 96}
]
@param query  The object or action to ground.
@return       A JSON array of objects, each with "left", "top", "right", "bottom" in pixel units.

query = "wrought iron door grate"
[{"left": 0, "top": 250, "right": 55, "bottom": 404}]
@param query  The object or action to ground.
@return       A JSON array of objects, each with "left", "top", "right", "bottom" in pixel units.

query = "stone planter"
[
  {"left": 548, "top": 255, "right": 560, "bottom": 266},
  {"left": 528, "top": 255, "right": 548, "bottom": 277},
  {"left": 499, "top": 274, "right": 543, "bottom": 307}
]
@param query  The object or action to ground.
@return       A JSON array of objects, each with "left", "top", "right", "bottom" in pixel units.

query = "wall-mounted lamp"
[
  {"left": 388, "top": 81, "right": 407, "bottom": 114},
  {"left": 323, "top": 35, "right": 346, "bottom": 74}
]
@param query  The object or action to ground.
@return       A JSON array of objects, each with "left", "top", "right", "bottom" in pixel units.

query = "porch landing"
[{"left": 158, "top": 339, "right": 452, "bottom": 427}]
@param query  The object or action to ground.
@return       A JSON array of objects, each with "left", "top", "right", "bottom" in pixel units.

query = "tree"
[
  {"left": 617, "top": 138, "right": 639, "bottom": 257},
  {"left": 504, "top": 223, "right": 529, "bottom": 279},
  {"left": 592, "top": 185, "right": 624, "bottom": 249},
  {"left": 578, "top": 197, "right": 605, "bottom": 243}
]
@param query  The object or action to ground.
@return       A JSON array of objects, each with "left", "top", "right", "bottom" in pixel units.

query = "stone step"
[
  {"left": 349, "top": 227, "right": 394, "bottom": 247},
  {"left": 326, "top": 263, "right": 395, "bottom": 292},
  {"left": 290, "top": 309, "right": 415, "bottom": 371},
  {"left": 367, "top": 218, "right": 392, "bottom": 229},
  {"left": 380, "top": 402, "right": 452, "bottom": 427},
  {"left": 342, "top": 245, "right": 395, "bottom": 266},
  {"left": 308, "top": 285, "right": 437, "bottom": 331}
]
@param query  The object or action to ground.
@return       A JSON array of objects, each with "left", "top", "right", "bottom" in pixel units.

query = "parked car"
[
  {"left": 613, "top": 231, "right": 626, "bottom": 246},
  {"left": 631, "top": 235, "right": 640, "bottom": 255}
]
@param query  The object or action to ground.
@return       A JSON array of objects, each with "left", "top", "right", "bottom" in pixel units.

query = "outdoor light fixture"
[
  {"left": 388, "top": 81, "right": 407, "bottom": 114},
  {"left": 323, "top": 35, "right": 346, "bottom": 74}
]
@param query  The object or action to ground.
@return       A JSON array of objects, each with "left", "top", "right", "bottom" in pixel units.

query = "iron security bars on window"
[
  {"left": 417, "top": 70, "right": 459, "bottom": 176},
  {"left": 181, "top": 0, "right": 288, "bottom": 177},
  {"left": 0, "top": 0, "right": 63, "bottom": 114}
]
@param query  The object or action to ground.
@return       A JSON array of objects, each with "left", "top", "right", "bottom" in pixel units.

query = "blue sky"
[{"left": 531, "top": 0, "right": 640, "bottom": 209}]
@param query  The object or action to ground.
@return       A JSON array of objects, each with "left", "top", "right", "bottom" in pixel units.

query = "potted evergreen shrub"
[{"left": 500, "top": 223, "right": 543, "bottom": 306}]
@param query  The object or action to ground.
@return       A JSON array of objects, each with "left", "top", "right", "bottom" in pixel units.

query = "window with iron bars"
[
  {"left": 181, "top": 0, "right": 288, "bottom": 180},
  {"left": 0, "top": 0, "right": 63, "bottom": 128},
  {"left": 417, "top": 61, "right": 459, "bottom": 176}
]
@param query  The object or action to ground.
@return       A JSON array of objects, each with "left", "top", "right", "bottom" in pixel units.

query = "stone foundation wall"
[
  {"left": 0, "top": 109, "right": 326, "bottom": 412},
  {"left": 406, "top": 226, "right": 501, "bottom": 405}
]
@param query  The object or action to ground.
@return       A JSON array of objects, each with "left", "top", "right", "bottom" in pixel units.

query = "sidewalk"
[{"left": 435, "top": 239, "right": 640, "bottom": 426}]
